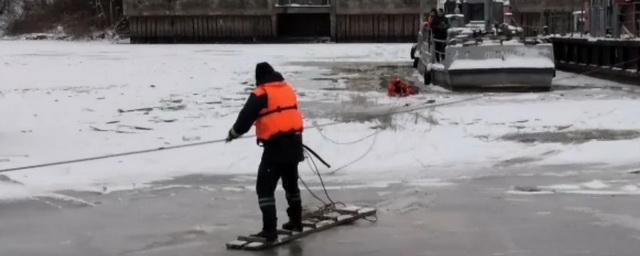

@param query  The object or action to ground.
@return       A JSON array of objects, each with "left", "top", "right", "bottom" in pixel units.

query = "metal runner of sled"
[{"left": 226, "top": 205, "right": 376, "bottom": 250}]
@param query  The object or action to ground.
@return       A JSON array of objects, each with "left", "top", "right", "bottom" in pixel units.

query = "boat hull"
[{"left": 433, "top": 67, "right": 555, "bottom": 90}]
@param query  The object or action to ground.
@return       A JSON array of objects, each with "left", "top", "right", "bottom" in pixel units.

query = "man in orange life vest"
[{"left": 226, "top": 62, "right": 304, "bottom": 242}]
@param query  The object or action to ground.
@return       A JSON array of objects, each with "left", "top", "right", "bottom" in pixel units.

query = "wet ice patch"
[
  {"left": 377, "top": 188, "right": 435, "bottom": 214},
  {"left": 543, "top": 184, "right": 582, "bottom": 190},
  {"left": 148, "top": 184, "right": 200, "bottom": 192},
  {"left": 229, "top": 175, "right": 256, "bottom": 183},
  {"left": 512, "top": 180, "right": 640, "bottom": 196},
  {"left": 406, "top": 178, "right": 456, "bottom": 187},
  {"left": 506, "top": 190, "right": 555, "bottom": 195},
  {"left": 501, "top": 129, "right": 640, "bottom": 144},
  {"left": 508, "top": 180, "right": 630, "bottom": 195},
  {"left": 34, "top": 193, "right": 95, "bottom": 208},
  {"left": 507, "top": 186, "right": 555, "bottom": 195},
  {"left": 581, "top": 180, "right": 610, "bottom": 189},
  {"left": 221, "top": 186, "right": 245, "bottom": 192},
  {"left": 495, "top": 156, "right": 544, "bottom": 167},
  {"left": 539, "top": 170, "right": 581, "bottom": 177},
  {"left": 0, "top": 183, "right": 31, "bottom": 201},
  {"left": 306, "top": 181, "right": 398, "bottom": 191},
  {"left": 621, "top": 185, "right": 640, "bottom": 192},
  {"left": 377, "top": 191, "right": 393, "bottom": 197},
  {"left": 567, "top": 207, "right": 640, "bottom": 232},
  {"left": 0, "top": 174, "right": 23, "bottom": 185},
  {"left": 495, "top": 149, "right": 562, "bottom": 168},
  {"left": 123, "top": 227, "right": 218, "bottom": 255}
]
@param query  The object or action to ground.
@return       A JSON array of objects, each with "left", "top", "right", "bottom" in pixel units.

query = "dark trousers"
[
  {"left": 435, "top": 41, "right": 446, "bottom": 62},
  {"left": 256, "top": 161, "right": 302, "bottom": 233}
]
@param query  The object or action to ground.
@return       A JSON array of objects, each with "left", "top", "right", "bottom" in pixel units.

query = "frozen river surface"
[{"left": 1, "top": 41, "right": 639, "bottom": 255}]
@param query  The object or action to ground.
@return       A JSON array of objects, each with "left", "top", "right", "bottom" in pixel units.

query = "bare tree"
[
  {"left": 0, "top": 0, "right": 7, "bottom": 15},
  {"left": 0, "top": 0, "right": 18, "bottom": 16}
]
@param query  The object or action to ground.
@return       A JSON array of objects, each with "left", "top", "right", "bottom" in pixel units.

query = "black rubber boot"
[
  {"left": 282, "top": 221, "right": 303, "bottom": 232},
  {"left": 250, "top": 230, "right": 278, "bottom": 243},
  {"left": 285, "top": 192, "right": 302, "bottom": 232},
  {"left": 259, "top": 202, "right": 278, "bottom": 242}
]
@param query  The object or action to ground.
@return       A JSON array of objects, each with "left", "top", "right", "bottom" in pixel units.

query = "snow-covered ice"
[{"left": 1, "top": 40, "right": 639, "bottom": 201}]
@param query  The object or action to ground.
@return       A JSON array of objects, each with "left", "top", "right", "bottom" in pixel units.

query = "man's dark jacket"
[{"left": 431, "top": 15, "right": 450, "bottom": 39}]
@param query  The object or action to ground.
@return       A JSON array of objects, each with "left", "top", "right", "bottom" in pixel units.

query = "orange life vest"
[{"left": 253, "top": 81, "right": 303, "bottom": 141}]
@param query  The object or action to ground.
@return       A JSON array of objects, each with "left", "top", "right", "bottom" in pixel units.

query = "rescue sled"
[{"left": 226, "top": 205, "right": 376, "bottom": 250}]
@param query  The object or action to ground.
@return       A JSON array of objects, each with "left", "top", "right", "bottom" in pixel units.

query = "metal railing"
[{"left": 552, "top": 37, "right": 640, "bottom": 83}]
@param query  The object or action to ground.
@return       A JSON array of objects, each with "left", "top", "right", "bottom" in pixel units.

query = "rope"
[
  {"left": 302, "top": 144, "right": 331, "bottom": 168},
  {"left": 300, "top": 148, "right": 347, "bottom": 215},
  {"left": 328, "top": 131, "right": 379, "bottom": 175},
  {"left": 305, "top": 150, "right": 336, "bottom": 206},
  {"left": 0, "top": 138, "right": 231, "bottom": 173},
  {"left": 384, "top": 96, "right": 482, "bottom": 117},
  {"left": 0, "top": 96, "right": 481, "bottom": 174},
  {"left": 298, "top": 176, "right": 328, "bottom": 206},
  {"left": 312, "top": 121, "right": 381, "bottom": 145}
]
